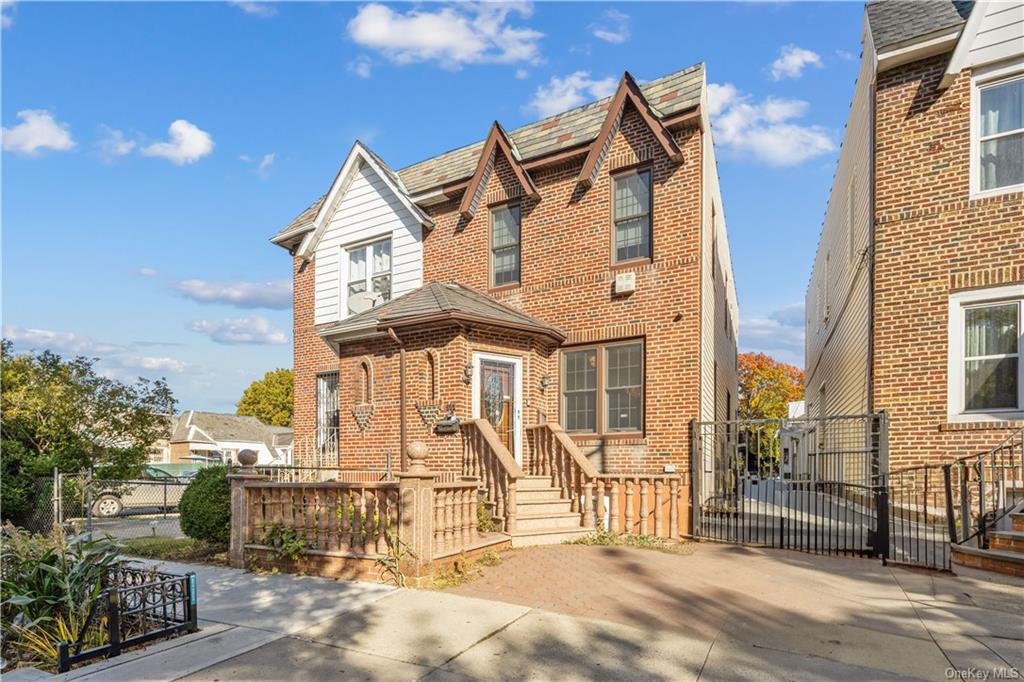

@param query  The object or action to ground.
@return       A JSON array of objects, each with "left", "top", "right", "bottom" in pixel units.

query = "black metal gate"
[{"left": 691, "top": 414, "right": 889, "bottom": 560}]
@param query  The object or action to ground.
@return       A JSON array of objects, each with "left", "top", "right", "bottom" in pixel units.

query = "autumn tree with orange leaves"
[{"left": 738, "top": 353, "right": 804, "bottom": 421}]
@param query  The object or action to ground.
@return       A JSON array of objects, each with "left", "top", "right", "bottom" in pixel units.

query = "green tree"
[
  {"left": 236, "top": 368, "right": 292, "bottom": 426},
  {"left": 1, "top": 340, "right": 176, "bottom": 524}
]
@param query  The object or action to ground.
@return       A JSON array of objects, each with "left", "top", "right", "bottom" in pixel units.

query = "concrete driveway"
[{"left": 47, "top": 544, "right": 1023, "bottom": 681}]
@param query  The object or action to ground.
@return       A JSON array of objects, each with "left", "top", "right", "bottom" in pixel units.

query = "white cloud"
[
  {"left": 3, "top": 325, "right": 126, "bottom": 355},
  {"left": 3, "top": 324, "right": 194, "bottom": 376},
  {"left": 589, "top": 9, "right": 629, "bottom": 44},
  {"left": 739, "top": 303, "right": 805, "bottom": 368},
  {"left": 515, "top": 68, "right": 529, "bottom": 80},
  {"left": 257, "top": 152, "right": 275, "bottom": 175},
  {"left": 141, "top": 119, "right": 214, "bottom": 165},
  {"left": 2, "top": 109, "right": 75, "bottom": 155},
  {"left": 770, "top": 44, "right": 822, "bottom": 81},
  {"left": 96, "top": 125, "right": 136, "bottom": 161},
  {"left": 173, "top": 279, "right": 291, "bottom": 309},
  {"left": 119, "top": 356, "right": 188, "bottom": 373},
  {"left": 347, "top": 2, "right": 543, "bottom": 69},
  {"left": 526, "top": 71, "right": 617, "bottom": 118},
  {"left": 229, "top": 1, "right": 276, "bottom": 17},
  {"left": 349, "top": 55, "right": 373, "bottom": 78},
  {"left": 137, "top": 267, "right": 159, "bottom": 277},
  {"left": 835, "top": 49, "right": 855, "bottom": 61},
  {"left": 2, "top": 0, "right": 15, "bottom": 29},
  {"left": 708, "top": 82, "right": 835, "bottom": 166},
  {"left": 189, "top": 316, "right": 288, "bottom": 345}
]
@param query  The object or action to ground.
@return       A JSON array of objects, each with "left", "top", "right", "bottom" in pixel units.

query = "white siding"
[
  {"left": 965, "top": 2, "right": 1024, "bottom": 69},
  {"left": 700, "top": 99, "right": 740, "bottom": 425},
  {"left": 804, "top": 44, "right": 874, "bottom": 419},
  {"left": 314, "top": 162, "right": 424, "bottom": 325}
]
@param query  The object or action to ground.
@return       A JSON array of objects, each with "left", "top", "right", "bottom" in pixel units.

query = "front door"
[{"left": 472, "top": 354, "right": 522, "bottom": 463}]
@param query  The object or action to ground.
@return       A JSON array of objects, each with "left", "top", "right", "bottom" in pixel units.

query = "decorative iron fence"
[{"left": 57, "top": 565, "right": 198, "bottom": 672}]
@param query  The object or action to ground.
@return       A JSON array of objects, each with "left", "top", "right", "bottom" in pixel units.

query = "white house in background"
[
  {"left": 168, "top": 411, "right": 293, "bottom": 465},
  {"left": 272, "top": 140, "right": 434, "bottom": 328}
]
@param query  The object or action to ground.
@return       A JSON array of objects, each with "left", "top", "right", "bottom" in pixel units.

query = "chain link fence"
[{"left": 23, "top": 470, "right": 189, "bottom": 540}]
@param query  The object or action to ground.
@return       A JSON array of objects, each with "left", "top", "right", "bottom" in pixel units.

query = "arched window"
[
  {"left": 424, "top": 349, "right": 439, "bottom": 403},
  {"left": 356, "top": 356, "right": 374, "bottom": 404}
]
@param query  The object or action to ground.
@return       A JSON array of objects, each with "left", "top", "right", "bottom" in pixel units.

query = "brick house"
[
  {"left": 272, "top": 63, "right": 738, "bottom": 540},
  {"left": 805, "top": 0, "right": 1024, "bottom": 472}
]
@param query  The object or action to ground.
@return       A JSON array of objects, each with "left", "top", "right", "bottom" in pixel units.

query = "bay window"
[{"left": 562, "top": 340, "right": 644, "bottom": 435}]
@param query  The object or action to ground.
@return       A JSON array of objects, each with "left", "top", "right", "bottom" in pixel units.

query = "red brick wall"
[
  {"left": 872, "top": 56, "right": 1024, "bottom": 469},
  {"left": 422, "top": 103, "right": 705, "bottom": 473}
]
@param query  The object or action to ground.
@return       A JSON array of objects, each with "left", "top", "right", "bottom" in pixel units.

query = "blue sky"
[{"left": 2, "top": 1, "right": 864, "bottom": 412}]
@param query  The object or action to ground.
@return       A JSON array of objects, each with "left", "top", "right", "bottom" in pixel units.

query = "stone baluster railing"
[
  {"left": 525, "top": 423, "right": 600, "bottom": 530},
  {"left": 432, "top": 481, "right": 481, "bottom": 557},
  {"left": 460, "top": 419, "right": 524, "bottom": 533},
  {"left": 595, "top": 474, "right": 684, "bottom": 539}
]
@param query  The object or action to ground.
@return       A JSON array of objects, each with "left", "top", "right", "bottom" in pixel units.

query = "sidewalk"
[{"left": 35, "top": 545, "right": 1024, "bottom": 681}]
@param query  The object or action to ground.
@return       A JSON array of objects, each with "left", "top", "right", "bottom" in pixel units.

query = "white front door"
[{"left": 471, "top": 352, "right": 523, "bottom": 464}]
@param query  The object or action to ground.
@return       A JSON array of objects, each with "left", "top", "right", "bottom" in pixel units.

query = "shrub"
[
  {"left": 0, "top": 524, "right": 123, "bottom": 671},
  {"left": 179, "top": 467, "right": 231, "bottom": 545}
]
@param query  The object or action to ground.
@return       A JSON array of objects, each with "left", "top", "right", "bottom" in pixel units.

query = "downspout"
[{"left": 387, "top": 328, "right": 407, "bottom": 470}]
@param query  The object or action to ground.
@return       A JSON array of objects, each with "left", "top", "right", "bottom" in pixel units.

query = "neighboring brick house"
[
  {"left": 272, "top": 63, "right": 738, "bottom": 537},
  {"left": 805, "top": 0, "right": 1024, "bottom": 472}
]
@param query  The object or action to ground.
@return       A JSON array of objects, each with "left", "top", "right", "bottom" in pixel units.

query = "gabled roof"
[
  {"left": 272, "top": 63, "right": 705, "bottom": 241},
  {"left": 170, "top": 410, "right": 286, "bottom": 451},
  {"left": 865, "top": 0, "right": 973, "bottom": 50},
  {"left": 273, "top": 141, "right": 434, "bottom": 252},
  {"left": 459, "top": 121, "right": 540, "bottom": 220},
  {"left": 317, "top": 282, "right": 566, "bottom": 344},
  {"left": 577, "top": 71, "right": 683, "bottom": 189}
]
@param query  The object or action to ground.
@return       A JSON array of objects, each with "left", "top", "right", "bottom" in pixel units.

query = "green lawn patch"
[{"left": 121, "top": 536, "right": 227, "bottom": 564}]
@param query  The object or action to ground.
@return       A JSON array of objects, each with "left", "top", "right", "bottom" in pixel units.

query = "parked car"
[{"left": 92, "top": 466, "right": 190, "bottom": 517}]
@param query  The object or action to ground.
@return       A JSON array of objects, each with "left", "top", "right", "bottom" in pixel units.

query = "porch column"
[
  {"left": 227, "top": 449, "right": 264, "bottom": 569},
  {"left": 397, "top": 441, "right": 436, "bottom": 575}
]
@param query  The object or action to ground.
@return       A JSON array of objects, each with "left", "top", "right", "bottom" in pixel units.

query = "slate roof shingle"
[
  {"left": 318, "top": 282, "right": 565, "bottom": 341},
  {"left": 865, "top": 0, "right": 973, "bottom": 50},
  {"left": 171, "top": 410, "right": 291, "bottom": 451},
  {"left": 274, "top": 63, "right": 705, "bottom": 240}
]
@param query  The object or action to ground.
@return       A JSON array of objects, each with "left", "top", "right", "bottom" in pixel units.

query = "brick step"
[
  {"left": 515, "top": 486, "right": 567, "bottom": 503},
  {"left": 516, "top": 476, "right": 559, "bottom": 491},
  {"left": 515, "top": 511, "right": 584, "bottom": 532},
  {"left": 1011, "top": 512, "right": 1024, "bottom": 533},
  {"left": 516, "top": 498, "right": 574, "bottom": 515},
  {"left": 989, "top": 530, "right": 1024, "bottom": 554},
  {"left": 951, "top": 543, "right": 1024, "bottom": 578},
  {"left": 509, "top": 527, "right": 594, "bottom": 548}
]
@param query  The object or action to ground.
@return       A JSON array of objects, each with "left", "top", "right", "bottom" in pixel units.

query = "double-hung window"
[
  {"left": 948, "top": 286, "right": 1024, "bottom": 420},
  {"left": 347, "top": 238, "right": 391, "bottom": 315},
  {"left": 975, "top": 72, "right": 1024, "bottom": 195},
  {"left": 490, "top": 203, "right": 520, "bottom": 287},
  {"left": 612, "top": 169, "right": 652, "bottom": 263},
  {"left": 562, "top": 340, "right": 644, "bottom": 435}
]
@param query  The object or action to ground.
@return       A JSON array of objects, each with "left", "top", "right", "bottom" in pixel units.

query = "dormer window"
[
  {"left": 972, "top": 67, "right": 1024, "bottom": 197},
  {"left": 613, "top": 169, "right": 652, "bottom": 263},
  {"left": 347, "top": 238, "right": 391, "bottom": 315}
]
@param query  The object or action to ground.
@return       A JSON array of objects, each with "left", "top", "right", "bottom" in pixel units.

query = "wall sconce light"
[
  {"left": 461, "top": 363, "right": 473, "bottom": 384},
  {"left": 540, "top": 374, "right": 552, "bottom": 390}
]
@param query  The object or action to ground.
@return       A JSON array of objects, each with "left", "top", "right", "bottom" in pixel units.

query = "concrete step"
[
  {"left": 516, "top": 476, "right": 557, "bottom": 491},
  {"left": 515, "top": 511, "right": 584, "bottom": 532},
  {"left": 516, "top": 498, "right": 574, "bottom": 515},
  {"left": 510, "top": 527, "right": 594, "bottom": 548},
  {"left": 515, "top": 486, "right": 567, "bottom": 503},
  {"left": 951, "top": 543, "right": 1024, "bottom": 578},
  {"left": 1011, "top": 512, "right": 1024, "bottom": 533},
  {"left": 989, "top": 530, "right": 1024, "bottom": 553}
]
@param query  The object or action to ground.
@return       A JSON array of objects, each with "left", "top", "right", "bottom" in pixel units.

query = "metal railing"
[{"left": 57, "top": 565, "right": 198, "bottom": 672}]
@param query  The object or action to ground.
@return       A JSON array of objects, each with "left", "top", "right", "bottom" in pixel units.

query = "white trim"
[
  {"left": 969, "top": 58, "right": 1024, "bottom": 200},
  {"left": 297, "top": 141, "right": 433, "bottom": 260},
  {"left": 946, "top": 283, "right": 1024, "bottom": 422},
  {"left": 875, "top": 27, "right": 962, "bottom": 73},
  {"left": 470, "top": 352, "right": 524, "bottom": 464},
  {"left": 941, "top": 1, "right": 991, "bottom": 88}
]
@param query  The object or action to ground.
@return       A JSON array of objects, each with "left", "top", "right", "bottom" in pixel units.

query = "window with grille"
[
  {"left": 490, "top": 203, "right": 520, "bottom": 287},
  {"left": 612, "top": 169, "right": 652, "bottom": 263},
  {"left": 562, "top": 341, "right": 644, "bottom": 435}
]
